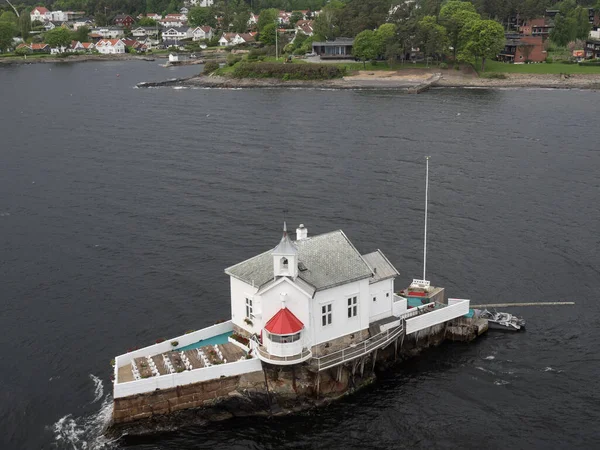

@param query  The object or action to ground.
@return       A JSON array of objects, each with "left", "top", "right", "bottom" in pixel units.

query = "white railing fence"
[
  {"left": 312, "top": 323, "right": 405, "bottom": 372},
  {"left": 404, "top": 300, "right": 470, "bottom": 335}
]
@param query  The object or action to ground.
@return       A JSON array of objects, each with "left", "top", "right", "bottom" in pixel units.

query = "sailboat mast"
[{"left": 423, "top": 156, "right": 429, "bottom": 281}]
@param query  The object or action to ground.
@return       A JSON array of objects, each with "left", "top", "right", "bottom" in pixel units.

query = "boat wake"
[{"left": 51, "top": 375, "right": 120, "bottom": 449}]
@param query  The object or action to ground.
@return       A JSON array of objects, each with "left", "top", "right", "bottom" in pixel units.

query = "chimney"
[{"left": 296, "top": 224, "right": 308, "bottom": 240}]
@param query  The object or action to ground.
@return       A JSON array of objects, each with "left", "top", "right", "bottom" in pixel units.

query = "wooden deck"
[{"left": 116, "top": 342, "right": 247, "bottom": 384}]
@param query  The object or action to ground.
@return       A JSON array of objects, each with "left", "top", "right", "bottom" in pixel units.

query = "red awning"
[{"left": 264, "top": 307, "right": 304, "bottom": 335}]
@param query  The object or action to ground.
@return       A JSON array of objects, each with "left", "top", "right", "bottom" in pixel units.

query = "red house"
[{"left": 114, "top": 14, "right": 135, "bottom": 28}]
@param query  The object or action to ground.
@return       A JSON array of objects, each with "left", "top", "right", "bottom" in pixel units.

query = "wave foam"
[{"left": 51, "top": 375, "right": 117, "bottom": 449}]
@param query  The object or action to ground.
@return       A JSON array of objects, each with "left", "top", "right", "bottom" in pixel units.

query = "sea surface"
[{"left": 1, "top": 61, "right": 599, "bottom": 450}]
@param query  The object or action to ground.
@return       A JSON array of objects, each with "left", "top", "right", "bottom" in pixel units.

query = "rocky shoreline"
[{"left": 137, "top": 69, "right": 600, "bottom": 91}]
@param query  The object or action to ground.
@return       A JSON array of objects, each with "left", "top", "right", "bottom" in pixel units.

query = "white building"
[
  {"left": 225, "top": 224, "right": 399, "bottom": 362},
  {"left": 186, "top": 0, "right": 214, "bottom": 7},
  {"left": 161, "top": 27, "right": 192, "bottom": 42},
  {"left": 219, "top": 32, "right": 256, "bottom": 46},
  {"left": 91, "top": 27, "right": 125, "bottom": 39},
  {"left": 50, "top": 10, "right": 69, "bottom": 22},
  {"left": 95, "top": 39, "right": 126, "bottom": 54},
  {"left": 30, "top": 7, "right": 51, "bottom": 23},
  {"left": 191, "top": 26, "right": 213, "bottom": 41},
  {"left": 112, "top": 222, "right": 470, "bottom": 400}
]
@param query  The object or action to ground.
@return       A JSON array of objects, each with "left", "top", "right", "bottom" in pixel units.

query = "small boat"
[{"left": 478, "top": 309, "right": 525, "bottom": 331}]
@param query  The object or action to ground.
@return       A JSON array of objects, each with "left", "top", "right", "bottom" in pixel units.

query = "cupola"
[{"left": 272, "top": 222, "right": 298, "bottom": 279}]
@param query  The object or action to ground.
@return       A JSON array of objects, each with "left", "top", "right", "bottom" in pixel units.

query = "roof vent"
[{"left": 298, "top": 262, "right": 308, "bottom": 272}]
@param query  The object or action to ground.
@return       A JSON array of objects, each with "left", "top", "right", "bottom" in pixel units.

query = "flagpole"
[{"left": 423, "top": 156, "right": 430, "bottom": 281}]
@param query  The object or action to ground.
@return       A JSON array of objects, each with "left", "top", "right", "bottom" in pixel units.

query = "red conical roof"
[{"left": 264, "top": 307, "right": 304, "bottom": 335}]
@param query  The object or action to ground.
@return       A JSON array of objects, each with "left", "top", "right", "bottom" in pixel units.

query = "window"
[
  {"left": 348, "top": 296, "right": 358, "bottom": 318},
  {"left": 386, "top": 292, "right": 389, "bottom": 297},
  {"left": 281, "top": 257, "right": 288, "bottom": 270},
  {"left": 321, "top": 304, "right": 332, "bottom": 326},
  {"left": 268, "top": 332, "right": 301, "bottom": 343},
  {"left": 373, "top": 296, "right": 376, "bottom": 302},
  {"left": 245, "top": 297, "right": 253, "bottom": 318}
]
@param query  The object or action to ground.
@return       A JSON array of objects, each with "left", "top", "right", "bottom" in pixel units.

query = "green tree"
[
  {"left": 312, "top": 5, "right": 341, "bottom": 40},
  {"left": 260, "top": 22, "right": 277, "bottom": 45},
  {"left": 550, "top": 14, "right": 575, "bottom": 47},
  {"left": 353, "top": 29, "right": 378, "bottom": 68},
  {"left": 138, "top": 17, "right": 157, "bottom": 26},
  {"left": 0, "top": 11, "right": 18, "bottom": 24},
  {"left": 0, "top": 21, "right": 16, "bottom": 52},
  {"left": 189, "top": 7, "right": 216, "bottom": 28},
  {"left": 570, "top": 7, "right": 592, "bottom": 41},
  {"left": 418, "top": 15, "right": 448, "bottom": 65},
  {"left": 44, "top": 27, "right": 72, "bottom": 50},
  {"left": 440, "top": 1, "right": 479, "bottom": 62},
  {"left": 257, "top": 8, "right": 279, "bottom": 32},
  {"left": 72, "top": 26, "right": 90, "bottom": 43},
  {"left": 459, "top": 18, "right": 505, "bottom": 71},
  {"left": 19, "top": 9, "right": 31, "bottom": 39},
  {"left": 290, "top": 11, "right": 304, "bottom": 25}
]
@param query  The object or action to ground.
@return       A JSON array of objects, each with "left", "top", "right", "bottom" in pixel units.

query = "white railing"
[
  {"left": 405, "top": 300, "right": 470, "bottom": 335},
  {"left": 397, "top": 301, "right": 437, "bottom": 320},
  {"left": 250, "top": 336, "right": 313, "bottom": 365},
  {"left": 312, "top": 323, "right": 404, "bottom": 372},
  {"left": 115, "top": 321, "right": 233, "bottom": 369},
  {"left": 113, "top": 356, "right": 262, "bottom": 398}
]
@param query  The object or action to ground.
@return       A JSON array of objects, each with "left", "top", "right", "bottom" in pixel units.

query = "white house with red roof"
[
  {"left": 30, "top": 6, "right": 51, "bottom": 23},
  {"left": 95, "top": 39, "right": 125, "bottom": 54}
]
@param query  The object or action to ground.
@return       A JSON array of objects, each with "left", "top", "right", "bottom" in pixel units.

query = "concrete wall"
[
  {"left": 114, "top": 357, "right": 262, "bottom": 398},
  {"left": 368, "top": 279, "right": 394, "bottom": 322},
  {"left": 113, "top": 370, "right": 265, "bottom": 424},
  {"left": 405, "top": 300, "right": 470, "bottom": 335},
  {"left": 311, "top": 278, "right": 370, "bottom": 346}
]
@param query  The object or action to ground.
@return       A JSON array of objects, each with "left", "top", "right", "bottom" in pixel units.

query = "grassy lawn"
[{"left": 483, "top": 60, "right": 600, "bottom": 74}]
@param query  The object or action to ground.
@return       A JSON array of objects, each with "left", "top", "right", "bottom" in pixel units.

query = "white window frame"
[
  {"left": 347, "top": 296, "right": 358, "bottom": 318},
  {"left": 245, "top": 297, "right": 253, "bottom": 318},
  {"left": 321, "top": 303, "right": 332, "bottom": 326}
]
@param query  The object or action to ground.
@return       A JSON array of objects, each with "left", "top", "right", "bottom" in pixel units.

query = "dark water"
[{"left": 1, "top": 61, "right": 599, "bottom": 450}]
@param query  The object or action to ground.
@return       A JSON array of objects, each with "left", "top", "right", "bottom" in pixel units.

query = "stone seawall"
[{"left": 109, "top": 318, "right": 485, "bottom": 436}]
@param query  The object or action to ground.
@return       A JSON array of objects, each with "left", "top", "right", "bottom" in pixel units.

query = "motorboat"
[{"left": 478, "top": 309, "right": 526, "bottom": 331}]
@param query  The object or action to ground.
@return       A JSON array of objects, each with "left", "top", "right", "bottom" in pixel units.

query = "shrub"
[
  {"left": 545, "top": 56, "right": 553, "bottom": 63},
  {"left": 110, "top": 359, "right": 115, "bottom": 367},
  {"left": 370, "top": 60, "right": 378, "bottom": 66},
  {"left": 171, "top": 341, "right": 178, "bottom": 347},
  {"left": 231, "top": 62, "right": 347, "bottom": 80},
  {"left": 453, "top": 64, "right": 459, "bottom": 70},
  {"left": 227, "top": 53, "right": 242, "bottom": 66},
  {"left": 481, "top": 72, "right": 507, "bottom": 79},
  {"left": 243, "top": 317, "right": 254, "bottom": 325},
  {"left": 578, "top": 60, "right": 600, "bottom": 66},
  {"left": 439, "top": 62, "right": 448, "bottom": 69},
  {"left": 203, "top": 61, "right": 219, "bottom": 74},
  {"left": 230, "top": 333, "right": 250, "bottom": 346},
  {"left": 176, "top": 367, "right": 185, "bottom": 373},
  {"left": 560, "top": 60, "right": 576, "bottom": 64}
]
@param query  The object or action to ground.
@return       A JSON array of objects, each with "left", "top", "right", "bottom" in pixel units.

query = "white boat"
[{"left": 478, "top": 309, "right": 526, "bottom": 331}]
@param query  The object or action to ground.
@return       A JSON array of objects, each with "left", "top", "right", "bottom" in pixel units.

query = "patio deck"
[{"left": 117, "top": 341, "right": 246, "bottom": 384}]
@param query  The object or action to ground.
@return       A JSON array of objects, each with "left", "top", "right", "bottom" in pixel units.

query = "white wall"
[
  {"left": 115, "top": 320, "right": 233, "bottom": 368},
  {"left": 260, "top": 278, "right": 311, "bottom": 336},
  {"left": 392, "top": 295, "right": 407, "bottom": 317},
  {"left": 311, "top": 278, "right": 370, "bottom": 346},
  {"left": 404, "top": 300, "right": 470, "bottom": 335},
  {"left": 114, "top": 357, "right": 262, "bottom": 398},
  {"left": 368, "top": 279, "right": 394, "bottom": 322},
  {"left": 230, "top": 277, "right": 258, "bottom": 335}
]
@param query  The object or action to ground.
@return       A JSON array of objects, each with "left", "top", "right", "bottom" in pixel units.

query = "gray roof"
[
  {"left": 272, "top": 224, "right": 298, "bottom": 256},
  {"left": 225, "top": 230, "right": 374, "bottom": 294},
  {"left": 362, "top": 250, "right": 399, "bottom": 284}
]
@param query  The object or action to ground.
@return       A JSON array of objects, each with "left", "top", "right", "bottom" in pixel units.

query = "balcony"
[{"left": 251, "top": 331, "right": 313, "bottom": 365}]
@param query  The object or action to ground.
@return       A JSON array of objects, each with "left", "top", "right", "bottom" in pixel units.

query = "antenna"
[{"left": 423, "top": 156, "right": 430, "bottom": 281}]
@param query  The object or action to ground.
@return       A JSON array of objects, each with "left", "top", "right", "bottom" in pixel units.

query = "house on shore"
[
  {"left": 498, "top": 34, "right": 546, "bottom": 63},
  {"left": 16, "top": 43, "right": 50, "bottom": 53},
  {"left": 584, "top": 39, "right": 600, "bottom": 59},
  {"left": 312, "top": 38, "right": 354, "bottom": 59},
  {"left": 95, "top": 39, "right": 126, "bottom": 54},
  {"left": 219, "top": 32, "right": 256, "bottom": 46}
]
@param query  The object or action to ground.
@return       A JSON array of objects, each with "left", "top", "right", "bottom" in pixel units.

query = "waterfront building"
[
  {"left": 95, "top": 39, "right": 126, "bottom": 54},
  {"left": 312, "top": 38, "right": 355, "bottom": 59},
  {"left": 112, "top": 222, "right": 470, "bottom": 409}
]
